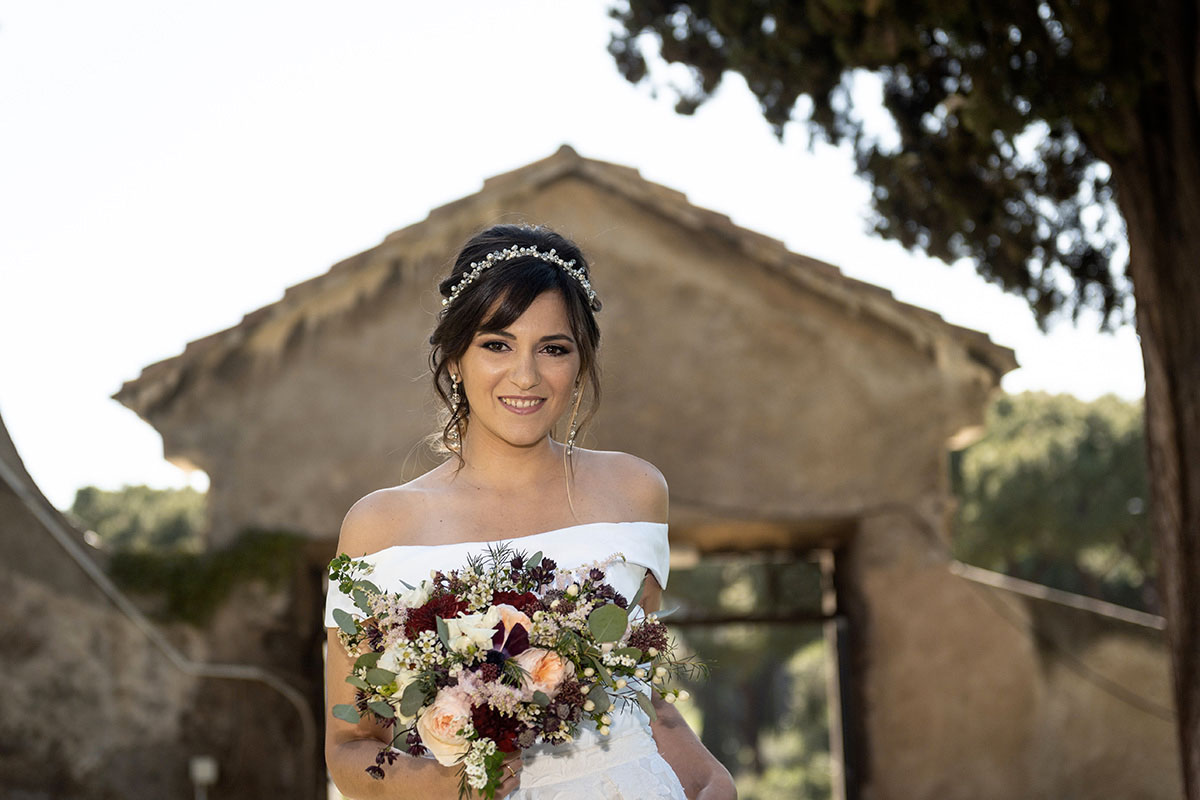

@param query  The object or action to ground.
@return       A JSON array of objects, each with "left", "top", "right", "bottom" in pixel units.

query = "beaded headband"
[{"left": 441, "top": 244, "right": 599, "bottom": 310}]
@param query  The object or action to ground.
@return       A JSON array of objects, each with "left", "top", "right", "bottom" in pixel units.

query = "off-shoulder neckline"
[{"left": 353, "top": 520, "right": 666, "bottom": 561}]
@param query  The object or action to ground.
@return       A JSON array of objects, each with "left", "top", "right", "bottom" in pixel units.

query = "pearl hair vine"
[{"left": 441, "top": 244, "right": 599, "bottom": 310}]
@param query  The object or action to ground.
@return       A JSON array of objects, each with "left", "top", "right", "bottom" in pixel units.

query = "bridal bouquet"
[{"left": 328, "top": 542, "right": 704, "bottom": 799}]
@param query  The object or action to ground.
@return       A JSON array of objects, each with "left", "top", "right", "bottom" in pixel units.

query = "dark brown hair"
[{"left": 426, "top": 224, "right": 602, "bottom": 467}]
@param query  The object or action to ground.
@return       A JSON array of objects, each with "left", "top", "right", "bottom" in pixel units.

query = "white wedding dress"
[{"left": 324, "top": 521, "right": 688, "bottom": 799}]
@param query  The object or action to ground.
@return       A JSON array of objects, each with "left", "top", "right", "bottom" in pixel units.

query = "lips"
[{"left": 499, "top": 396, "right": 546, "bottom": 415}]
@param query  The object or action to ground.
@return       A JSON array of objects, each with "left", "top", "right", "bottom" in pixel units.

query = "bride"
[{"left": 324, "top": 224, "right": 737, "bottom": 799}]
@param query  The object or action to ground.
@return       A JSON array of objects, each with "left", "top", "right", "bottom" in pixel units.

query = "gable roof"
[{"left": 113, "top": 145, "right": 1017, "bottom": 422}]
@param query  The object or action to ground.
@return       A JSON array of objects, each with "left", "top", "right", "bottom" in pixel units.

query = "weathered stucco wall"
[
  {"left": 842, "top": 513, "right": 1180, "bottom": 800},
  {"left": 0, "top": 471, "right": 196, "bottom": 797},
  {"left": 0, "top": 416, "right": 326, "bottom": 800}
]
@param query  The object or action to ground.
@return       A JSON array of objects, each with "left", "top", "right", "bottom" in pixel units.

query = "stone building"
[{"left": 109, "top": 145, "right": 1179, "bottom": 799}]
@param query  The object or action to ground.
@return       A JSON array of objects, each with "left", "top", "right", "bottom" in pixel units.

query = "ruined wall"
[
  {"left": 0, "top": 468, "right": 196, "bottom": 797},
  {"left": 0, "top": 418, "right": 325, "bottom": 800},
  {"left": 842, "top": 513, "right": 1180, "bottom": 800}
]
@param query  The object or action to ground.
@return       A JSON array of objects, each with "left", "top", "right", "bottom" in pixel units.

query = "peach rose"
[
  {"left": 512, "top": 648, "right": 575, "bottom": 698},
  {"left": 493, "top": 603, "right": 532, "bottom": 649},
  {"left": 415, "top": 686, "right": 473, "bottom": 766}
]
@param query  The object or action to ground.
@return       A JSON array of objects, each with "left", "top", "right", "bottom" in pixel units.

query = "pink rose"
[
  {"left": 415, "top": 687, "right": 473, "bottom": 766},
  {"left": 512, "top": 648, "right": 575, "bottom": 698}
]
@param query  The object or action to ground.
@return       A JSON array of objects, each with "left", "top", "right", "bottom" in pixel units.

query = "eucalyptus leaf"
[
  {"left": 653, "top": 605, "right": 679, "bottom": 620},
  {"left": 634, "top": 690, "right": 657, "bottom": 722},
  {"left": 365, "top": 667, "right": 397, "bottom": 686},
  {"left": 400, "top": 682, "right": 427, "bottom": 718},
  {"left": 398, "top": 579, "right": 415, "bottom": 591},
  {"left": 332, "top": 703, "right": 361, "bottom": 724},
  {"left": 359, "top": 580, "right": 382, "bottom": 594},
  {"left": 332, "top": 608, "right": 357, "bottom": 635},
  {"left": 352, "top": 589, "right": 371, "bottom": 613},
  {"left": 345, "top": 675, "right": 370, "bottom": 690},
  {"left": 532, "top": 691, "right": 551, "bottom": 707},
  {"left": 589, "top": 656, "right": 613, "bottom": 684},
  {"left": 587, "top": 685, "right": 611, "bottom": 713},
  {"left": 629, "top": 579, "right": 645, "bottom": 610},
  {"left": 588, "top": 604, "right": 628, "bottom": 643},
  {"left": 436, "top": 617, "right": 452, "bottom": 649},
  {"left": 612, "top": 646, "right": 643, "bottom": 663},
  {"left": 355, "top": 651, "right": 382, "bottom": 669},
  {"left": 368, "top": 700, "right": 395, "bottom": 719},
  {"left": 529, "top": 551, "right": 543, "bottom": 568}
]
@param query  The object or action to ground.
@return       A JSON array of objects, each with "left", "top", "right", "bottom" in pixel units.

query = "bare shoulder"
[
  {"left": 336, "top": 481, "right": 434, "bottom": 556},
  {"left": 580, "top": 448, "right": 669, "bottom": 524}
]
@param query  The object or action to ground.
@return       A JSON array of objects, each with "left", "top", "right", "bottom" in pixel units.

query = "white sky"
[{"left": 0, "top": 1, "right": 1144, "bottom": 510}]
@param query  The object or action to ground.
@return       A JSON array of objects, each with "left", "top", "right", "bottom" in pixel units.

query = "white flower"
[
  {"left": 398, "top": 581, "right": 431, "bottom": 608},
  {"left": 444, "top": 607, "right": 501, "bottom": 653}
]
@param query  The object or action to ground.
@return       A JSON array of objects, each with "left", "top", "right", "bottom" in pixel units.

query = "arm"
[
  {"left": 641, "top": 576, "right": 738, "bottom": 800},
  {"left": 324, "top": 493, "right": 522, "bottom": 799},
  {"left": 619, "top": 455, "right": 737, "bottom": 800},
  {"left": 325, "top": 627, "right": 468, "bottom": 799}
]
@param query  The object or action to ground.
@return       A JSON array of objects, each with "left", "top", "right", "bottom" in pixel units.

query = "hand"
[{"left": 495, "top": 755, "right": 524, "bottom": 798}]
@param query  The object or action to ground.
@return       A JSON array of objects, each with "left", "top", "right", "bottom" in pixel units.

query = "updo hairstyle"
[{"left": 426, "top": 224, "right": 603, "bottom": 466}]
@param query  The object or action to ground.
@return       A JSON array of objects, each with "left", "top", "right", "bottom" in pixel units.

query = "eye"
[
  {"left": 480, "top": 340, "right": 509, "bottom": 352},
  {"left": 544, "top": 344, "right": 572, "bottom": 356}
]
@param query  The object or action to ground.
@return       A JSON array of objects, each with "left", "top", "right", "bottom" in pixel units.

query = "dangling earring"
[
  {"left": 566, "top": 381, "right": 581, "bottom": 457},
  {"left": 448, "top": 373, "right": 462, "bottom": 450}
]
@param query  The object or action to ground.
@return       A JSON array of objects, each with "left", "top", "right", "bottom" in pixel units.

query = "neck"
[{"left": 453, "top": 431, "right": 566, "bottom": 492}]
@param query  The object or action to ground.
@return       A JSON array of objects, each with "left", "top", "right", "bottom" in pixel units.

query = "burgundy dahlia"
[
  {"left": 405, "top": 592, "right": 469, "bottom": 639},
  {"left": 472, "top": 703, "right": 522, "bottom": 753}
]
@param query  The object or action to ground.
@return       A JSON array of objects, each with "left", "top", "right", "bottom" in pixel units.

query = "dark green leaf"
[
  {"left": 532, "top": 691, "right": 551, "bottom": 707},
  {"left": 345, "top": 675, "right": 369, "bottom": 690}
]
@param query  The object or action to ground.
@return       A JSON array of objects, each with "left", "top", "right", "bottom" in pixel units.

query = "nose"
[{"left": 509, "top": 349, "right": 540, "bottom": 390}]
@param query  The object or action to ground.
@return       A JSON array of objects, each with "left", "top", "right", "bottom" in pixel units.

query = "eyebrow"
[{"left": 475, "top": 329, "right": 576, "bottom": 344}]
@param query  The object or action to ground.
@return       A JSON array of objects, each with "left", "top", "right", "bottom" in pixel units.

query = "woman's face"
[{"left": 452, "top": 289, "right": 581, "bottom": 452}]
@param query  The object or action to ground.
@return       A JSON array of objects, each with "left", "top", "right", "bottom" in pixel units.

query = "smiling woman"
[
  {"left": 426, "top": 224, "right": 604, "bottom": 473},
  {"left": 323, "top": 224, "right": 736, "bottom": 799}
]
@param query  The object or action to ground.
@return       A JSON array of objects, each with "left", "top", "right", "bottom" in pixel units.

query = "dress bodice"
[{"left": 323, "top": 520, "right": 670, "bottom": 628}]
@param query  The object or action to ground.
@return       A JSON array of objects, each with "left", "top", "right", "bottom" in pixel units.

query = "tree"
[
  {"left": 951, "top": 391, "right": 1155, "bottom": 612},
  {"left": 607, "top": 2, "right": 1199, "bottom": 793},
  {"left": 68, "top": 484, "right": 206, "bottom": 552}
]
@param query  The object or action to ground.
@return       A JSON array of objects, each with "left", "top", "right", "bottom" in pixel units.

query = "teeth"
[{"left": 501, "top": 397, "right": 543, "bottom": 408}]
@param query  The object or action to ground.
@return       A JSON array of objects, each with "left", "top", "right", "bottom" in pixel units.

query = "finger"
[{"left": 497, "top": 768, "right": 522, "bottom": 797}]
